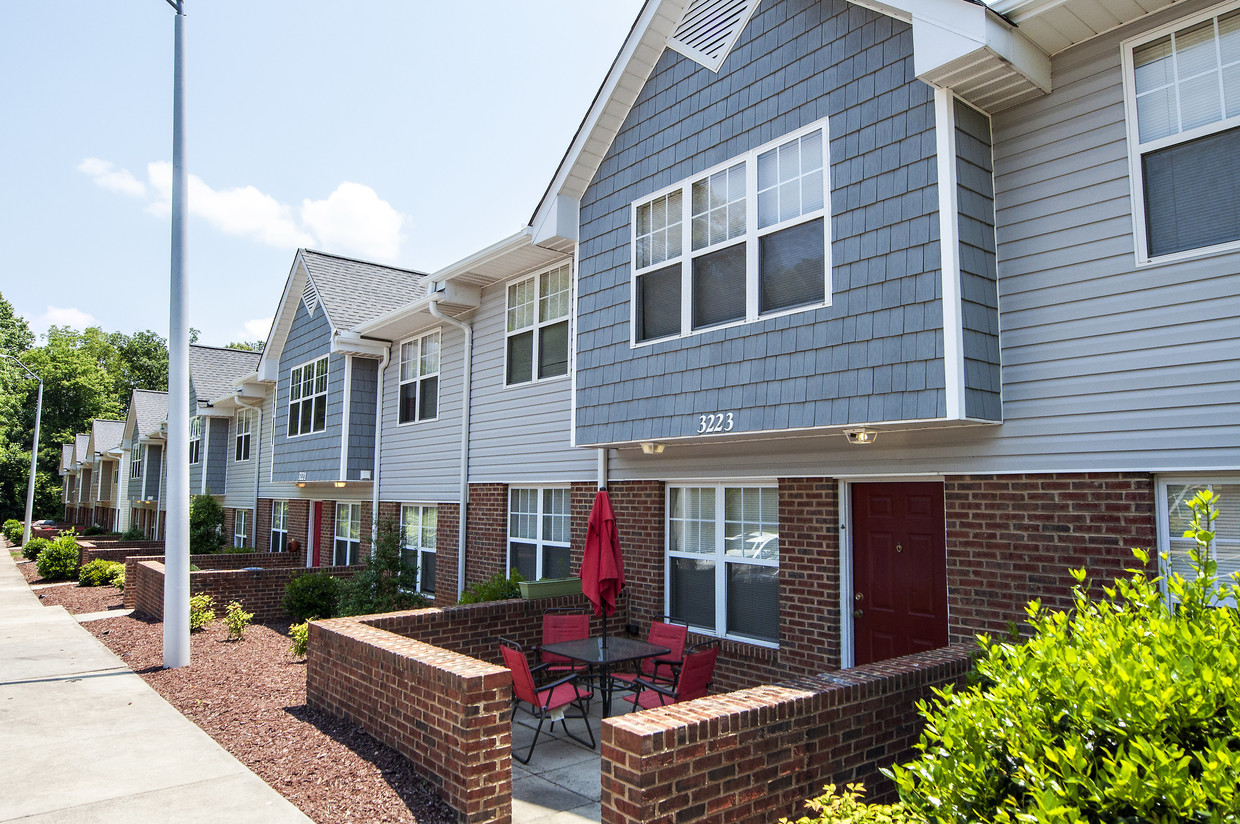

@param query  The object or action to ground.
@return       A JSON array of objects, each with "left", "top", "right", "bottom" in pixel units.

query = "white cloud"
[
  {"left": 34, "top": 306, "right": 97, "bottom": 334},
  {"left": 301, "top": 183, "right": 404, "bottom": 262},
  {"left": 240, "top": 316, "right": 273, "bottom": 341},
  {"left": 78, "top": 157, "right": 146, "bottom": 197}
]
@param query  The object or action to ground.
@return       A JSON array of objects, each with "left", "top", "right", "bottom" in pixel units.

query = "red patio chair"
[
  {"left": 535, "top": 608, "right": 590, "bottom": 675},
  {"left": 621, "top": 642, "right": 719, "bottom": 711},
  {"left": 612, "top": 619, "right": 688, "bottom": 689},
  {"left": 499, "top": 639, "right": 595, "bottom": 764}
]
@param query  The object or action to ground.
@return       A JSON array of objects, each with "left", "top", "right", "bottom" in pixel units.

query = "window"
[
  {"left": 334, "top": 502, "right": 361, "bottom": 566},
  {"left": 508, "top": 488, "right": 570, "bottom": 580},
  {"left": 288, "top": 356, "right": 328, "bottom": 436},
  {"left": 234, "top": 409, "right": 253, "bottom": 461},
  {"left": 1125, "top": 6, "right": 1240, "bottom": 260},
  {"left": 401, "top": 504, "right": 437, "bottom": 596},
  {"left": 233, "top": 509, "right": 250, "bottom": 549},
  {"left": 632, "top": 121, "right": 829, "bottom": 344},
  {"left": 666, "top": 485, "right": 779, "bottom": 644},
  {"left": 1160, "top": 479, "right": 1240, "bottom": 604},
  {"left": 270, "top": 500, "right": 289, "bottom": 553},
  {"left": 188, "top": 417, "right": 202, "bottom": 464},
  {"left": 398, "top": 331, "right": 440, "bottom": 424},
  {"left": 506, "top": 263, "right": 571, "bottom": 385}
]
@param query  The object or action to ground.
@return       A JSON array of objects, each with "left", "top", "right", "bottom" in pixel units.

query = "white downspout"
[
  {"left": 371, "top": 346, "right": 391, "bottom": 548},
  {"left": 235, "top": 397, "right": 263, "bottom": 548},
  {"left": 427, "top": 298, "right": 472, "bottom": 599}
]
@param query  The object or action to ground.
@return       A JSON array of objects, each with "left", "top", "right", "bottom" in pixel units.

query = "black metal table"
[{"left": 539, "top": 636, "right": 671, "bottom": 716}]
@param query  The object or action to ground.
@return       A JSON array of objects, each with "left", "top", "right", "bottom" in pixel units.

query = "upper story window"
[
  {"left": 506, "top": 263, "right": 571, "bottom": 385},
  {"left": 1125, "top": 5, "right": 1240, "bottom": 261},
  {"left": 288, "top": 356, "right": 328, "bottom": 437},
  {"left": 234, "top": 409, "right": 253, "bottom": 461},
  {"left": 398, "top": 330, "right": 440, "bottom": 424},
  {"left": 189, "top": 417, "right": 202, "bottom": 465},
  {"left": 130, "top": 444, "right": 144, "bottom": 478},
  {"left": 508, "top": 487, "right": 570, "bottom": 580},
  {"left": 632, "top": 121, "right": 829, "bottom": 344}
]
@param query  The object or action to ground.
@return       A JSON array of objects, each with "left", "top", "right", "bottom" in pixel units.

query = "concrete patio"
[{"left": 511, "top": 696, "right": 608, "bottom": 824}]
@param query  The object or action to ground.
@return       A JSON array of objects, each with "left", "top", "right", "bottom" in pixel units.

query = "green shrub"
[
  {"left": 113, "top": 569, "right": 125, "bottom": 591},
  {"left": 79, "top": 559, "right": 124, "bottom": 587},
  {"left": 282, "top": 572, "right": 341, "bottom": 621},
  {"left": 189, "top": 494, "right": 224, "bottom": 554},
  {"left": 189, "top": 593, "right": 215, "bottom": 631},
  {"left": 337, "top": 519, "right": 428, "bottom": 617},
  {"left": 458, "top": 569, "right": 524, "bottom": 604},
  {"left": 3, "top": 519, "right": 23, "bottom": 544},
  {"left": 223, "top": 600, "right": 253, "bottom": 641},
  {"left": 22, "top": 536, "right": 51, "bottom": 562},
  {"left": 35, "top": 535, "right": 79, "bottom": 581},
  {"left": 82, "top": 525, "right": 107, "bottom": 537},
  {"left": 288, "top": 621, "right": 309, "bottom": 658},
  {"left": 120, "top": 525, "right": 146, "bottom": 540},
  {"left": 782, "top": 785, "right": 923, "bottom": 824},
  {"left": 889, "top": 489, "right": 1240, "bottom": 823}
]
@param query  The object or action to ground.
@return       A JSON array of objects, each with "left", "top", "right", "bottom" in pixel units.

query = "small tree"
[
  {"left": 189, "top": 494, "right": 224, "bottom": 554},
  {"left": 337, "top": 518, "right": 428, "bottom": 617}
]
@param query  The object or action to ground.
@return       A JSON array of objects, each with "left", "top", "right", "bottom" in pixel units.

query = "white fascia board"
[
  {"left": 355, "top": 280, "right": 482, "bottom": 341},
  {"left": 532, "top": 194, "right": 580, "bottom": 248},
  {"left": 431, "top": 228, "right": 535, "bottom": 284}
]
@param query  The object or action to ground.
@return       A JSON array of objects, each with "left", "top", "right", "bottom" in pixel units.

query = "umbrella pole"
[{"left": 601, "top": 612, "right": 607, "bottom": 648}]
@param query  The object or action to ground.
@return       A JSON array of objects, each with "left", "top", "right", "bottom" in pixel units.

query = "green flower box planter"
[{"left": 518, "top": 577, "right": 582, "bottom": 599}]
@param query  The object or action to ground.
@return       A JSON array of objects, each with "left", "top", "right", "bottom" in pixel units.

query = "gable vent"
[
  {"left": 667, "top": 0, "right": 761, "bottom": 73},
  {"left": 302, "top": 279, "right": 319, "bottom": 317}
]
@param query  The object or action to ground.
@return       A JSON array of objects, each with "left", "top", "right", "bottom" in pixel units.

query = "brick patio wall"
[
  {"left": 79, "top": 540, "right": 165, "bottom": 566},
  {"left": 600, "top": 645, "right": 975, "bottom": 824},
  {"left": 124, "top": 547, "right": 312, "bottom": 616}
]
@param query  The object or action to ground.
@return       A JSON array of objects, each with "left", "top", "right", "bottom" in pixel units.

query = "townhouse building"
[
  {"left": 123, "top": 389, "right": 169, "bottom": 539},
  {"left": 83, "top": 419, "right": 125, "bottom": 531}
]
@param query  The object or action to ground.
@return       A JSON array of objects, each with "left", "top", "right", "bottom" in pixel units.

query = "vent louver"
[
  {"left": 302, "top": 279, "right": 319, "bottom": 317},
  {"left": 667, "top": 0, "right": 761, "bottom": 72}
]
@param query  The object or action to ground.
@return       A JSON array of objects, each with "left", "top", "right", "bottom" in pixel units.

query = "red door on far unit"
[
  {"left": 312, "top": 501, "right": 324, "bottom": 567},
  {"left": 851, "top": 482, "right": 948, "bottom": 666}
]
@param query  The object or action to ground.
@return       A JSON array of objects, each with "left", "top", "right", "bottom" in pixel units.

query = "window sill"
[
  {"left": 631, "top": 298, "right": 830, "bottom": 349},
  {"left": 504, "top": 372, "right": 570, "bottom": 390},
  {"left": 1134, "top": 237, "right": 1240, "bottom": 268}
]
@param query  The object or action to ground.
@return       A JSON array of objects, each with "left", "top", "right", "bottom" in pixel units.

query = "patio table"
[{"left": 539, "top": 635, "right": 671, "bottom": 717}]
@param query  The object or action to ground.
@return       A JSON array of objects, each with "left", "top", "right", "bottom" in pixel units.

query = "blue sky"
[{"left": 1, "top": 1, "right": 642, "bottom": 347}]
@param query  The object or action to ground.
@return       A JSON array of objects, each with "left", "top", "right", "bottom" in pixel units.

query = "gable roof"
[
  {"left": 190, "top": 345, "right": 261, "bottom": 407},
  {"left": 90, "top": 419, "right": 126, "bottom": 457},
  {"left": 60, "top": 443, "right": 74, "bottom": 473},
  {"left": 129, "top": 389, "right": 169, "bottom": 442},
  {"left": 74, "top": 433, "right": 90, "bottom": 465}
]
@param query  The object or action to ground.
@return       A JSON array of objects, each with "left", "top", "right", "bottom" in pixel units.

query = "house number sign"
[{"left": 697, "top": 412, "right": 735, "bottom": 434}]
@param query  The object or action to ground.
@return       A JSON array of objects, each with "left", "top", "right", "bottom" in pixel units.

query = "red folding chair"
[
  {"left": 535, "top": 608, "right": 590, "bottom": 675},
  {"left": 612, "top": 619, "right": 688, "bottom": 689},
  {"left": 499, "top": 639, "right": 595, "bottom": 764},
  {"left": 622, "top": 642, "right": 719, "bottom": 711}
]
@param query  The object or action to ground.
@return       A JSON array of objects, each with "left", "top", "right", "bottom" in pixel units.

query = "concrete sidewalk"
[{"left": 0, "top": 546, "right": 312, "bottom": 823}]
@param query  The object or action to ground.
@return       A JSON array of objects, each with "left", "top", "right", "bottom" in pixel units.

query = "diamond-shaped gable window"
[{"left": 667, "top": 0, "right": 761, "bottom": 73}]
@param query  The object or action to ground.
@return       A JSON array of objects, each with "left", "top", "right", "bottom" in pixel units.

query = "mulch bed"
[
  {"left": 87, "top": 616, "right": 456, "bottom": 824},
  {"left": 35, "top": 583, "right": 123, "bottom": 614}
]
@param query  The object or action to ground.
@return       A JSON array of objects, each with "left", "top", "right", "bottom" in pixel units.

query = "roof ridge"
[
  {"left": 189, "top": 343, "right": 263, "bottom": 354},
  {"left": 300, "top": 248, "right": 431, "bottom": 278}
]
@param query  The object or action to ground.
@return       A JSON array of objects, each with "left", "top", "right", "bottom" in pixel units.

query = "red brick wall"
[
  {"left": 123, "top": 549, "right": 308, "bottom": 610},
  {"left": 307, "top": 616, "right": 513, "bottom": 824},
  {"left": 777, "top": 478, "right": 842, "bottom": 680},
  {"left": 944, "top": 472, "right": 1157, "bottom": 642},
  {"left": 600, "top": 645, "right": 975, "bottom": 824},
  {"left": 256, "top": 499, "right": 272, "bottom": 552},
  {"left": 222, "top": 507, "right": 237, "bottom": 547},
  {"left": 465, "top": 483, "right": 506, "bottom": 585},
  {"left": 79, "top": 540, "right": 164, "bottom": 566}
]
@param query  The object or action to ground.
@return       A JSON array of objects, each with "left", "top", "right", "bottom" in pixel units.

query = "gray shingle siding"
[
  {"left": 206, "top": 418, "right": 228, "bottom": 494},
  {"left": 347, "top": 357, "right": 378, "bottom": 480},
  {"left": 271, "top": 301, "right": 344, "bottom": 482},
  {"left": 954, "top": 98, "right": 1002, "bottom": 422},
  {"left": 574, "top": 0, "right": 945, "bottom": 445},
  {"left": 143, "top": 445, "right": 163, "bottom": 501}
]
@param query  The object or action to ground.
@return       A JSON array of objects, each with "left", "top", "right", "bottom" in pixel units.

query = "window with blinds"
[
  {"left": 398, "top": 330, "right": 440, "bottom": 424},
  {"left": 334, "top": 502, "right": 361, "bottom": 566},
  {"left": 506, "top": 263, "right": 571, "bottom": 386},
  {"left": 1127, "top": 6, "right": 1240, "bottom": 259},
  {"left": 270, "top": 500, "right": 289, "bottom": 553},
  {"left": 507, "top": 488, "right": 570, "bottom": 581},
  {"left": 288, "top": 356, "right": 328, "bottom": 437},
  {"left": 666, "top": 484, "right": 779, "bottom": 644},
  {"left": 1162, "top": 480, "right": 1240, "bottom": 605},
  {"left": 631, "top": 121, "right": 829, "bottom": 344}
]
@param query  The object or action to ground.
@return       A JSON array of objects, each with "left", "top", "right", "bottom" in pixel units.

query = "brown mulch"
[
  {"left": 16, "top": 558, "right": 49, "bottom": 585},
  {"left": 87, "top": 616, "right": 455, "bottom": 824},
  {"left": 35, "top": 583, "right": 123, "bottom": 614}
]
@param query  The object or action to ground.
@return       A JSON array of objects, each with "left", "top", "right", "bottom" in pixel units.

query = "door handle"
[{"left": 853, "top": 608, "right": 863, "bottom": 618}]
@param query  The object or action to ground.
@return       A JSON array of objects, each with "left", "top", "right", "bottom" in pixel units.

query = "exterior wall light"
[
  {"left": 333, "top": 481, "right": 347, "bottom": 488},
  {"left": 844, "top": 428, "right": 878, "bottom": 445},
  {"left": 295, "top": 482, "right": 307, "bottom": 489},
  {"left": 640, "top": 442, "right": 666, "bottom": 455}
]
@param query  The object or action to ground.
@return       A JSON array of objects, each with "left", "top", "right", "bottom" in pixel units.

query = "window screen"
[
  {"left": 692, "top": 244, "right": 746, "bottom": 329},
  {"left": 636, "top": 264, "right": 682, "bottom": 342},
  {"left": 1143, "top": 127, "right": 1240, "bottom": 257},
  {"left": 759, "top": 218, "right": 825, "bottom": 313}
]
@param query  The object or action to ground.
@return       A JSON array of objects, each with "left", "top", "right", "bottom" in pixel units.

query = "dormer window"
[
  {"left": 631, "top": 120, "right": 830, "bottom": 344},
  {"left": 288, "top": 356, "right": 328, "bottom": 437}
]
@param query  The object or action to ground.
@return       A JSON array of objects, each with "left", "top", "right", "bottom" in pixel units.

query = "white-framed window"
[
  {"left": 398, "top": 330, "right": 440, "bottom": 424},
  {"left": 270, "top": 500, "right": 289, "bottom": 553},
  {"left": 334, "top": 502, "right": 361, "bottom": 566},
  {"left": 632, "top": 120, "right": 829, "bottom": 344},
  {"left": 288, "top": 356, "right": 328, "bottom": 437},
  {"left": 506, "top": 263, "right": 571, "bottom": 386},
  {"left": 234, "top": 409, "right": 253, "bottom": 461},
  {"left": 189, "top": 417, "right": 202, "bottom": 464},
  {"left": 1124, "top": 3, "right": 1240, "bottom": 262},
  {"left": 401, "top": 504, "right": 437, "bottom": 596},
  {"left": 666, "top": 484, "right": 780, "bottom": 645},
  {"left": 1158, "top": 477, "right": 1240, "bottom": 604},
  {"left": 508, "top": 487, "right": 570, "bottom": 580},
  {"left": 233, "top": 509, "right": 250, "bottom": 549}
]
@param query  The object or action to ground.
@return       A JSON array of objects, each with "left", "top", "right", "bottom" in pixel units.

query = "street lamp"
[{"left": 1, "top": 355, "right": 43, "bottom": 547}]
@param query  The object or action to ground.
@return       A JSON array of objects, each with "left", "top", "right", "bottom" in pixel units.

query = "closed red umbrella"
[{"left": 580, "top": 489, "right": 625, "bottom": 645}]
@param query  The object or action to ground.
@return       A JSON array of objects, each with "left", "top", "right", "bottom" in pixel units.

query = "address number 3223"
[{"left": 697, "top": 412, "right": 735, "bottom": 434}]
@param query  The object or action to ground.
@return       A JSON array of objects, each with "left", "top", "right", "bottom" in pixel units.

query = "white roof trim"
[{"left": 257, "top": 251, "right": 334, "bottom": 383}]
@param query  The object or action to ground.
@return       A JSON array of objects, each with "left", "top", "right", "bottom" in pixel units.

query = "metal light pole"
[
  {"left": 163, "top": 0, "right": 190, "bottom": 668},
  {"left": 1, "top": 355, "right": 42, "bottom": 547}
]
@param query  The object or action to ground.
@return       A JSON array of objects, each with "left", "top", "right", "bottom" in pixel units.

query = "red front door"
[
  {"left": 312, "top": 501, "right": 324, "bottom": 567},
  {"left": 851, "top": 482, "right": 948, "bottom": 666}
]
